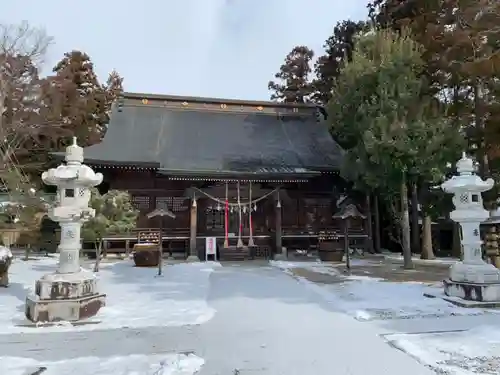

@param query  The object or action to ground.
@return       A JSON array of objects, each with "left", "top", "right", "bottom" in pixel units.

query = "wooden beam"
[{"left": 189, "top": 198, "right": 198, "bottom": 258}]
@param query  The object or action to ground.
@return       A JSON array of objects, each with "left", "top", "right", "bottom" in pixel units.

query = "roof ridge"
[{"left": 121, "top": 92, "right": 318, "bottom": 109}]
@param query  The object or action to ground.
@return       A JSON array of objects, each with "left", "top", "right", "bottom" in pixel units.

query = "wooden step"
[{"left": 219, "top": 246, "right": 252, "bottom": 261}]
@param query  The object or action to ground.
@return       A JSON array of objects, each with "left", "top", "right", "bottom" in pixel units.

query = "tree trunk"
[
  {"left": 420, "top": 215, "right": 435, "bottom": 260},
  {"left": 373, "top": 194, "right": 381, "bottom": 253},
  {"left": 400, "top": 178, "right": 413, "bottom": 269},
  {"left": 365, "top": 194, "right": 374, "bottom": 253},
  {"left": 93, "top": 240, "right": 102, "bottom": 272},
  {"left": 410, "top": 181, "right": 420, "bottom": 255}
]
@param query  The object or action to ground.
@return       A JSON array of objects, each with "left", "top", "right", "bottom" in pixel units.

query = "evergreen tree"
[
  {"left": 49, "top": 50, "right": 108, "bottom": 146},
  {"left": 82, "top": 188, "right": 138, "bottom": 272},
  {"left": 104, "top": 69, "right": 124, "bottom": 117},
  {"left": 329, "top": 28, "right": 464, "bottom": 267},
  {"left": 268, "top": 46, "right": 314, "bottom": 103},
  {"left": 312, "top": 20, "right": 367, "bottom": 105}
]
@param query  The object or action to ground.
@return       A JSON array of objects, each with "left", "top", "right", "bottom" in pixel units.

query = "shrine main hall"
[{"left": 79, "top": 92, "right": 353, "bottom": 260}]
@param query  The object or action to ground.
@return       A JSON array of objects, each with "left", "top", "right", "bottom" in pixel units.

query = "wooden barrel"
[
  {"left": 133, "top": 243, "right": 160, "bottom": 267},
  {"left": 318, "top": 240, "right": 344, "bottom": 262}
]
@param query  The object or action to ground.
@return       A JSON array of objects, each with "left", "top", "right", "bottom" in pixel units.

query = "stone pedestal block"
[
  {"left": 25, "top": 293, "right": 106, "bottom": 323},
  {"left": 25, "top": 269, "right": 106, "bottom": 322},
  {"left": 0, "top": 257, "right": 12, "bottom": 287},
  {"left": 444, "top": 279, "right": 500, "bottom": 302},
  {"left": 449, "top": 261, "right": 500, "bottom": 284}
]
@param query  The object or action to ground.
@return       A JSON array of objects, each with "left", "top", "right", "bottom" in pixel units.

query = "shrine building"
[{"left": 80, "top": 92, "right": 354, "bottom": 260}]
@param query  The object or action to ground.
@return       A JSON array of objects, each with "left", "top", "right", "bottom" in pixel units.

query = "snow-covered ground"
[
  {"left": 387, "top": 327, "right": 500, "bottom": 375},
  {"left": 2, "top": 257, "right": 500, "bottom": 374},
  {"left": 270, "top": 260, "right": 500, "bottom": 374},
  {"left": 271, "top": 260, "right": 496, "bottom": 321},
  {"left": 0, "top": 255, "right": 218, "bottom": 334},
  {"left": 2, "top": 352, "right": 204, "bottom": 375}
]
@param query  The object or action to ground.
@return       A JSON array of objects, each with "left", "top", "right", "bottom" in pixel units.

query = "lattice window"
[
  {"left": 171, "top": 197, "right": 188, "bottom": 212},
  {"left": 205, "top": 207, "right": 224, "bottom": 230},
  {"left": 132, "top": 196, "right": 150, "bottom": 210},
  {"left": 459, "top": 193, "right": 469, "bottom": 204},
  {"left": 156, "top": 197, "right": 188, "bottom": 212},
  {"left": 303, "top": 198, "right": 333, "bottom": 229}
]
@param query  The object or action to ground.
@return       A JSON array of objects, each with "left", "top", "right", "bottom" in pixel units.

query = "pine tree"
[
  {"left": 82, "top": 188, "right": 138, "bottom": 272},
  {"left": 104, "top": 70, "right": 124, "bottom": 115},
  {"left": 49, "top": 50, "right": 108, "bottom": 146},
  {"left": 268, "top": 46, "right": 314, "bottom": 103},
  {"left": 312, "top": 20, "right": 367, "bottom": 105},
  {"left": 329, "top": 28, "right": 464, "bottom": 268}
]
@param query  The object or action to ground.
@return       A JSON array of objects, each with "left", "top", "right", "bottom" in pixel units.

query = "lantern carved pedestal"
[
  {"left": 428, "top": 153, "right": 500, "bottom": 307},
  {"left": 25, "top": 138, "right": 106, "bottom": 323}
]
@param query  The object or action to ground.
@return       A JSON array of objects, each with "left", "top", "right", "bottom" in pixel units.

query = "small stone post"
[
  {"left": 441, "top": 152, "right": 500, "bottom": 303},
  {"left": 25, "top": 137, "right": 106, "bottom": 322}
]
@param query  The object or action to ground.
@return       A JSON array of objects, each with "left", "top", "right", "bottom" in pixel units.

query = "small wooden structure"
[
  {"left": 333, "top": 204, "right": 367, "bottom": 271},
  {"left": 133, "top": 241, "right": 160, "bottom": 267},
  {"left": 146, "top": 208, "right": 175, "bottom": 275},
  {"left": 132, "top": 208, "right": 175, "bottom": 269}
]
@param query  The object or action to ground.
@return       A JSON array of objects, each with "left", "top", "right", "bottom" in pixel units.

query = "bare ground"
[{"left": 289, "top": 256, "right": 450, "bottom": 285}]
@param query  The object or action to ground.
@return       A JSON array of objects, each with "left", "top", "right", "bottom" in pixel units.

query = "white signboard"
[{"left": 205, "top": 237, "right": 217, "bottom": 256}]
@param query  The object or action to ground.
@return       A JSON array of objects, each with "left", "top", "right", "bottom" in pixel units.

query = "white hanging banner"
[{"left": 205, "top": 237, "right": 217, "bottom": 255}]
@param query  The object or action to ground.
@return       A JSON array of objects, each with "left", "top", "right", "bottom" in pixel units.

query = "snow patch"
[
  {"left": 0, "top": 257, "right": 217, "bottom": 334},
  {"left": 269, "top": 260, "right": 340, "bottom": 276},
  {"left": 0, "top": 352, "right": 204, "bottom": 375},
  {"left": 387, "top": 327, "right": 500, "bottom": 374},
  {"left": 323, "top": 280, "right": 496, "bottom": 321}
]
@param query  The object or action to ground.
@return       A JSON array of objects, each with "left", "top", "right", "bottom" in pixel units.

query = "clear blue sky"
[{"left": 2, "top": 0, "right": 369, "bottom": 100}]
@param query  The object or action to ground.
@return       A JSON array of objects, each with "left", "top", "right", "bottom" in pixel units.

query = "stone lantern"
[
  {"left": 25, "top": 137, "right": 106, "bottom": 322},
  {"left": 441, "top": 152, "right": 500, "bottom": 302}
]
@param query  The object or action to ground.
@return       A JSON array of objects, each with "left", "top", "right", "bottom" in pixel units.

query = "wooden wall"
[{"left": 103, "top": 170, "right": 347, "bottom": 235}]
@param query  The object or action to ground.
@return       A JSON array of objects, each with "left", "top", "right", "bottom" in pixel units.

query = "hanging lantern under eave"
[
  {"left": 216, "top": 202, "right": 222, "bottom": 211},
  {"left": 276, "top": 200, "right": 281, "bottom": 208},
  {"left": 242, "top": 205, "right": 247, "bottom": 214},
  {"left": 253, "top": 203, "right": 257, "bottom": 211}
]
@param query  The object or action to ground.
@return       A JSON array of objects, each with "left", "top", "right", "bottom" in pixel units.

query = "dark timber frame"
[{"left": 76, "top": 92, "right": 368, "bottom": 260}]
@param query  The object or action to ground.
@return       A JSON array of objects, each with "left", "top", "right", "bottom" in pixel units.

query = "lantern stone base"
[
  {"left": 449, "top": 261, "right": 500, "bottom": 284},
  {"left": 424, "top": 289, "right": 500, "bottom": 308},
  {"left": 24, "top": 268, "right": 106, "bottom": 323},
  {"left": 444, "top": 279, "right": 500, "bottom": 303}
]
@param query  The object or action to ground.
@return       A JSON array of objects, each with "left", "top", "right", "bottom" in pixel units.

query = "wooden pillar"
[
  {"left": 188, "top": 197, "right": 199, "bottom": 261},
  {"left": 125, "top": 239, "right": 130, "bottom": 255},
  {"left": 275, "top": 190, "right": 283, "bottom": 257}
]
